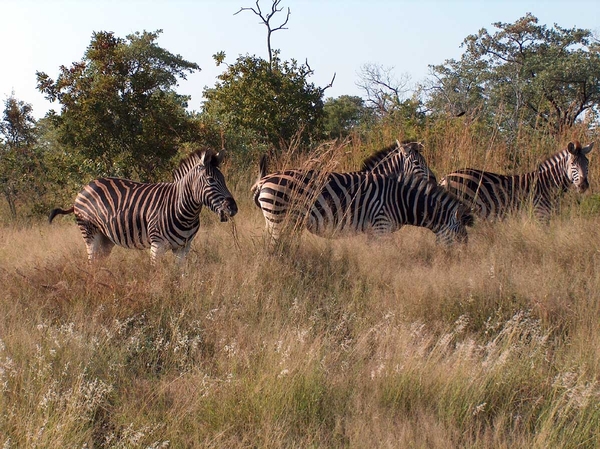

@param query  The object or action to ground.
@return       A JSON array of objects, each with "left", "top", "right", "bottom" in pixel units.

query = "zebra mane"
[
  {"left": 360, "top": 141, "right": 423, "bottom": 171},
  {"left": 360, "top": 143, "right": 399, "bottom": 171},
  {"left": 172, "top": 149, "right": 222, "bottom": 181}
]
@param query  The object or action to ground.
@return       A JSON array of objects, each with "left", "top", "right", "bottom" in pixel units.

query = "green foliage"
[
  {"left": 426, "top": 56, "right": 488, "bottom": 119},
  {"left": 36, "top": 30, "right": 200, "bottom": 181},
  {"left": 323, "top": 95, "right": 371, "bottom": 139},
  {"left": 202, "top": 51, "right": 326, "bottom": 153},
  {"left": 382, "top": 97, "right": 427, "bottom": 141},
  {"left": 0, "top": 95, "right": 36, "bottom": 148},
  {"left": 0, "top": 95, "right": 43, "bottom": 220},
  {"left": 428, "top": 14, "right": 600, "bottom": 137}
]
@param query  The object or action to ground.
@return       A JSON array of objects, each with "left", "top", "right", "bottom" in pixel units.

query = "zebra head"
[
  {"left": 397, "top": 141, "right": 437, "bottom": 184},
  {"left": 435, "top": 203, "right": 474, "bottom": 246},
  {"left": 566, "top": 141, "right": 594, "bottom": 193},
  {"left": 190, "top": 150, "right": 238, "bottom": 222},
  {"left": 428, "top": 183, "right": 474, "bottom": 245}
]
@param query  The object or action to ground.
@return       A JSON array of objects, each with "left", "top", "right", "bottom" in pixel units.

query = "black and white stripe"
[
  {"left": 49, "top": 150, "right": 238, "bottom": 262},
  {"left": 361, "top": 140, "right": 437, "bottom": 183},
  {"left": 253, "top": 163, "right": 473, "bottom": 245},
  {"left": 440, "top": 141, "right": 594, "bottom": 221}
]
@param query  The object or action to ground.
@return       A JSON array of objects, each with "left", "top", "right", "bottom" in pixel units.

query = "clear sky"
[{"left": 1, "top": 0, "right": 598, "bottom": 118}]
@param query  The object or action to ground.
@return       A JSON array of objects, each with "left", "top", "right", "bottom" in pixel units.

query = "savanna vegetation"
[{"left": 1, "top": 2, "right": 600, "bottom": 447}]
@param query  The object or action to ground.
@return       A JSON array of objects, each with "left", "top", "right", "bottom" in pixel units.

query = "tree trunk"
[{"left": 2, "top": 189, "right": 17, "bottom": 220}]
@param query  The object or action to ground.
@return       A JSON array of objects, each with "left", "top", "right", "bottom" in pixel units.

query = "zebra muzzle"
[
  {"left": 218, "top": 198, "right": 238, "bottom": 222},
  {"left": 578, "top": 180, "right": 589, "bottom": 193}
]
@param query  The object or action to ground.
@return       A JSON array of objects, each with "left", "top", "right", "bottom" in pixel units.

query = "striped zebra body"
[
  {"left": 440, "top": 142, "right": 594, "bottom": 221},
  {"left": 254, "top": 168, "right": 473, "bottom": 245},
  {"left": 49, "top": 150, "right": 237, "bottom": 263},
  {"left": 361, "top": 140, "right": 436, "bottom": 183}
]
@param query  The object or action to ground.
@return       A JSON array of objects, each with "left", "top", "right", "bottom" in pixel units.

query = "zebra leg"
[
  {"left": 265, "top": 219, "right": 283, "bottom": 243},
  {"left": 371, "top": 215, "right": 398, "bottom": 236},
  {"left": 78, "top": 222, "right": 114, "bottom": 263},
  {"left": 150, "top": 240, "right": 171, "bottom": 265},
  {"left": 172, "top": 243, "right": 191, "bottom": 263},
  {"left": 533, "top": 202, "right": 552, "bottom": 225}
]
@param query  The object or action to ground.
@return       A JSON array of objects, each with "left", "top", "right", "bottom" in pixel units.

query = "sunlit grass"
[
  {"left": 2, "top": 190, "right": 600, "bottom": 447},
  {"left": 1, "top": 129, "right": 600, "bottom": 447}
]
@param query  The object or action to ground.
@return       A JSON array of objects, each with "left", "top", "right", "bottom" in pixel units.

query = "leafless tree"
[
  {"left": 235, "top": 0, "right": 290, "bottom": 68},
  {"left": 235, "top": 0, "right": 335, "bottom": 90},
  {"left": 356, "top": 63, "right": 411, "bottom": 115}
]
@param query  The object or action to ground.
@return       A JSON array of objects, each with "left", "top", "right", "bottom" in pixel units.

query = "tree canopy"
[
  {"left": 36, "top": 30, "right": 200, "bottom": 180},
  {"left": 323, "top": 95, "right": 371, "bottom": 139},
  {"left": 0, "top": 95, "right": 41, "bottom": 218},
  {"left": 427, "top": 13, "right": 600, "bottom": 135},
  {"left": 202, "top": 52, "right": 326, "bottom": 152}
]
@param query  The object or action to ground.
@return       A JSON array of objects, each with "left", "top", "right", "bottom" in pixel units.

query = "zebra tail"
[
  {"left": 48, "top": 207, "right": 75, "bottom": 224},
  {"left": 251, "top": 154, "right": 269, "bottom": 208}
]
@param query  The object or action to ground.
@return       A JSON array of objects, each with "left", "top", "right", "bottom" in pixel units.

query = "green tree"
[
  {"left": 36, "top": 30, "right": 200, "bottom": 180},
  {"left": 425, "top": 56, "right": 488, "bottom": 119},
  {"left": 323, "top": 95, "right": 371, "bottom": 139},
  {"left": 0, "top": 95, "right": 40, "bottom": 219},
  {"left": 202, "top": 1, "right": 333, "bottom": 154},
  {"left": 427, "top": 14, "right": 600, "bottom": 135},
  {"left": 202, "top": 52, "right": 326, "bottom": 152}
]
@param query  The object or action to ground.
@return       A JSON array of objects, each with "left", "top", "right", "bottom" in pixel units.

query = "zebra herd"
[{"left": 49, "top": 140, "right": 594, "bottom": 263}]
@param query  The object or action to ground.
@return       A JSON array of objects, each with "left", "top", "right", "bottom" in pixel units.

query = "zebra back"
[{"left": 360, "top": 140, "right": 437, "bottom": 184}]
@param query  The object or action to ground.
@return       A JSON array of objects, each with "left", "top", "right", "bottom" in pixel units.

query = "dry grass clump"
[{"left": 2, "top": 136, "right": 600, "bottom": 447}]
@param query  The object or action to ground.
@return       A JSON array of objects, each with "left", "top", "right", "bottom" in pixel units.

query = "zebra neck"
[
  {"left": 174, "top": 181, "right": 203, "bottom": 222},
  {"left": 536, "top": 152, "right": 570, "bottom": 192}
]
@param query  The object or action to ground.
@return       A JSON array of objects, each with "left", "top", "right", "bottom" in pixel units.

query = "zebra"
[
  {"left": 360, "top": 140, "right": 437, "bottom": 183},
  {"left": 48, "top": 149, "right": 238, "bottom": 263},
  {"left": 439, "top": 141, "right": 594, "bottom": 221},
  {"left": 252, "top": 158, "right": 473, "bottom": 245}
]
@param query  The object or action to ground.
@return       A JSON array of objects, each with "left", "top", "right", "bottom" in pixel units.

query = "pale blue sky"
[{"left": 1, "top": 0, "right": 598, "bottom": 118}]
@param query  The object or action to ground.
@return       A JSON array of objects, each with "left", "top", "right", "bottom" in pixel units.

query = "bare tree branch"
[
  {"left": 356, "top": 63, "right": 411, "bottom": 115},
  {"left": 235, "top": 0, "right": 291, "bottom": 67}
]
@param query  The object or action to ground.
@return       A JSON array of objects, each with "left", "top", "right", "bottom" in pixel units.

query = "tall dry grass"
[
  {"left": 1, "top": 204, "right": 600, "bottom": 446},
  {"left": 1, "top": 126, "right": 600, "bottom": 448}
]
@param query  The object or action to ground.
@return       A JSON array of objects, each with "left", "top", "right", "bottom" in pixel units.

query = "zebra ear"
[
  {"left": 200, "top": 150, "right": 211, "bottom": 166},
  {"left": 582, "top": 142, "right": 594, "bottom": 155},
  {"left": 396, "top": 139, "right": 408, "bottom": 155},
  {"left": 201, "top": 150, "right": 225, "bottom": 167},
  {"left": 567, "top": 142, "right": 576, "bottom": 154},
  {"left": 214, "top": 150, "right": 226, "bottom": 166}
]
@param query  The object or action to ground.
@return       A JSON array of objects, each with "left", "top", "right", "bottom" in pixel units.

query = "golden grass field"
[{"left": 1, "top": 135, "right": 600, "bottom": 448}]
